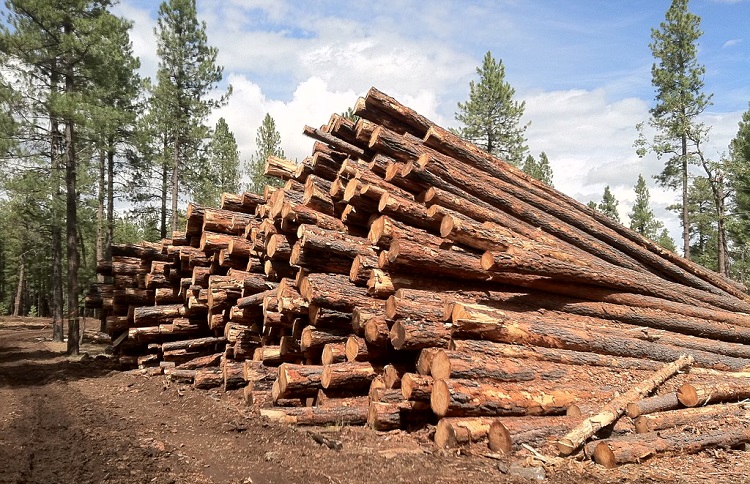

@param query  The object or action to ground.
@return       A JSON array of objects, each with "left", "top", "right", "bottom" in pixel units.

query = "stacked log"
[{"left": 85, "top": 87, "right": 750, "bottom": 465}]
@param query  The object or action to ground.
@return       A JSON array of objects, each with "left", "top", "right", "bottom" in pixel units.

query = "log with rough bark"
[
  {"left": 193, "top": 367, "right": 223, "bottom": 389},
  {"left": 635, "top": 403, "right": 750, "bottom": 433},
  {"left": 321, "top": 361, "right": 381, "bottom": 390},
  {"left": 300, "top": 325, "right": 350, "bottom": 352},
  {"left": 430, "top": 350, "right": 539, "bottom": 382},
  {"left": 176, "top": 353, "right": 222, "bottom": 370},
  {"left": 591, "top": 423, "right": 750, "bottom": 468},
  {"left": 274, "top": 363, "right": 323, "bottom": 400},
  {"left": 434, "top": 417, "right": 505, "bottom": 450},
  {"left": 401, "top": 373, "right": 434, "bottom": 402},
  {"left": 222, "top": 360, "right": 246, "bottom": 390},
  {"left": 431, "top": 379, "right": 583, "bottom": 418},
  {"left": 133, "top": 304, "right": 187, "bottom": 326},
  {"left": 625, "top": 393, "right": 682, "bottom": 418},
  {"left": 556, "top": 354, "right": 694, "bottom": 456},
  {"left": 389, "top": 318, "right": 451, "bottom": 350},
  {"left": 299, "top": 273, "right": 379, "bottom": 312},
  {"left": 367, "top": 400, "right": 432, "bottom": 431},
  {"left": 677, "top": 381, "right": 750, "bottom": 407},
  {"left": 261, "top": 406, "right": 368, "bottom": 426},
  {"left": 321, "top": 342, "right": 348, "bottom": 365}
]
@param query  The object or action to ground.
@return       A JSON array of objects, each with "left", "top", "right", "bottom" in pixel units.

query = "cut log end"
[
  {"left": 592, "top": 442, "right": 617, "bottom": 468},
  {"left": 488, "top": 420, "right": 512, "bottom": 453},
  {"left": 677, "top": 384, "right": 699, "bottom": 407},
  {"left": 430, "top": 379, "right": 449, "bottom": 417}
]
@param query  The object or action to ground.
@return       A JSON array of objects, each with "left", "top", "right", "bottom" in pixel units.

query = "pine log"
[
  {"left": 591, "top": 424, "right": 750, "bottom": 468},
  {"left": 482, "top": 249, "right": 750, "bottom": 314},
  {"left": 346, "top": 334, "right": 387, "bottom": 363},
  {"left": 309, "top": 305, "right": 352, "bottom": 329},
  {"left": 133, "top": 304, "right": 187, "bottom": 326},
  {"left": 166, "top": 368, "right": 196, "bottom": 384},
  {"left": 321, "top": 342, "right": 348, "bottom": 365},
  {"left": 300, "top": 326, "right": 350, "bottom": 352},
  {"left": 431, "top": 379, "right": 582, "bottom": 418},
  {"left": 434, "top": 417, "right": 505, "bottom": 449},
  {"left": 635, "top": 403, "right": 750, "bottom": 433},
  {"left": 451, "top": 339, "right": 663, "bottom": 372},
  {"left": 222, "top": 360, "right": 246, "bottom": 390},
  {"left": 176, "top": 353, "right": 222, "bottom": 370},
  {"left": 363, "top": 316, "right": 390, "bottom": 347},
  {"left": 451, "top": 316, "right": 750, "bottom": 371},
  {"left": 677, "top": 381, "right": 750, "bottom": 407},
  {"left": 193, "top": 367, "right": 223, "bottom": 389},
  {"left": 556, "top": 354, "right": 694, "bottom": 456},
  {"left": 321, "top": 361, "right": 380, "bottom": 390},
  {"left": 261, "top": 406, "right": 368, "bottom": 426},
  {"left": 389, "top": 318, "right": 451, "bottom": 351},
  {"left": 289, "top": 243, "right": 353, "bottom": 274},
  {"left": 299, "top": 273, "right": 378, "bottom": 312},
  {"left": 275, "top": 363, "right": 323, "bottom": 400},
  {"left": 401, "top": 373, "right": 433, "bottom": 402},
  {"left": 625, "top": 393, "right": 682, "bottom": 418},
  {"left": 430, "top": 350, "right": 542, "bottom": 382}
]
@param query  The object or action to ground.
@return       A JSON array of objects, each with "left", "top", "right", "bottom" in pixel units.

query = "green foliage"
[
  {"left": 522, "top": 152, "right": 554, "bottom": 187},
  {"left": 246, "top": 113, "right": 285, "bottom": 194},
  {"left": 150, "top": 0, "right": 230, "bottom": 230},
  {"left": 455, "top": 51, "right": 528, "bottom": 166},
  {"left": 727, "top": 104, "right": 750, "bottom": 283},
  {"left": 598, "top": 186, "right": 620, "bottom": 223},
  {"left": 630, "top": 174, "right": 668, "bottom": 243},
  {"left": 639, "top": 0, "right": 712, "bottom": 256},
  {"left": 193, "top": 117, "right": 240, "bottom": 206},
  {"left": 341, "top": 107, "right": 359, "bottom": 122}
]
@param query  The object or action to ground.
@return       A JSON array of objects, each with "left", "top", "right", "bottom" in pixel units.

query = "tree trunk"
[
  {"left": 160, "top": 149, "right": 169, "bottom": 239},
  {"left": 171, "top": 135, "right": 180, "bottom": 235},
  {"left": 682, "top": 134, "right": 690, "bottom": 259},
  {"left": 64, "top": 35, "right": 80, "bottom": 355},
  {"left": 12, "top": 256, "right": 24, "bottom": 317},
  {"left": 634, "top": 403, "right": 749, "bottom": 433},
  {"left": 50, "top": 69, "right": 64, "bottom": 342},
  {"left": 96, "top": 149, "right": 105, "bottom": 283}
]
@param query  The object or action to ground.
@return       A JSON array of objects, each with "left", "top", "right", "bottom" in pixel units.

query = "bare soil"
[{"left": 0, "top": 317, "right": 746, "bottom": 483}]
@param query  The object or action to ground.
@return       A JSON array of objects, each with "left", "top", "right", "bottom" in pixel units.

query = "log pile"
[{"left": 86, "top": 87, "right": 750, "bottom": 466}]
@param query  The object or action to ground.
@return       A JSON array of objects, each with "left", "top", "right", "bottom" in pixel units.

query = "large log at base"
[
  {"left": 591, "top": 423, "right": 750, "bottom": 468},
  {"left": 261, "top": 406, "right": 368, "bottom": 426},
  {"left": 222, "top": 360, "right": 246, "bottom": 390},
  {"left": 451, "top": 317, "right": 750, "bottom": 372},
  {"left": 677, "top": 381, "right": 750, "bottom": 407},
  {"left": 300, "top": 326, "right": 350, "bottom": 352},
  {"left": 274, "top": 363, "right": 323, "bottom": 400},
  {"left": 431, "top": 379, "right": 582, "bottom": 418},
  {"left": 176, "top": 353, "right": 222, "bottom": 370},
  {"left": 625, "top": 393, "right": 681, "bottom": 418},
  {"left": 367, "top": 400, "right": 433, "bottom": 431},
  {"left": 634, "top": 403, "right": 750, "bottom": 433},
  {"left": 556, "top": 355, "right": 694, "bottom": 456},
  {"left": 194, "top": 367, "right": 223, "bottom": 389},
  {"left": 434, "top": 417, "right": 504, "bottom": 449},
  {"left": 321, "top": 361, "right": 381, "bottom": 390}
]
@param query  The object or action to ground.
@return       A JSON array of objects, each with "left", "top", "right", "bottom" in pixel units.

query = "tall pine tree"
[
  {"left": 151, "top": 0, "right": 229, "bottom": 234},
  {"left": 629, "top": 174, "right": 674, "bottom": 251},
  {"left": 455, "top": 51, "right": 528, "bottom": 166},
  {"left": 638, "top": 0, "right": 712, "bottom": 258},
  {"left": 598, "top": 186, "right": 620, "bottom": 223},
  {"left": 521, "top": 152, "right": 554, "bottom": 186}
]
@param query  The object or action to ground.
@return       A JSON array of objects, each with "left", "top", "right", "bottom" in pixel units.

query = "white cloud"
[{"left": 722, "top": 38, "right": 743, "bottom": 48}]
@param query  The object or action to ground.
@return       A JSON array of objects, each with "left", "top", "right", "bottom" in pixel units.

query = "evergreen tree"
[
  {"left": 455, "top": 51, "right": 528, "bottom": 166},
  {"left": 598, "top": 186, "right": 620, "bottom": 223},
  {"left": 727, "top": 104, "right": 750, "bottom": 283},
  {"left": 629, "top": 174, "right": 674, "bottom": 252},
  {"left": 637, "top": 0, "right": 712, "bottom": 258},
  {"left": 685, "top": 176, "right": 719, "bottom": 269},
  {"left": 151, "top": 0, "right": 229, "bottom": 234},
  {"left": 522, "top": 152, "right": 554, "bottom": 186},
  {"left": 193, "top": 117, "right": 240, "bottom": 207},
  {"left": 247, "top": 113, "right": 285, "bottom": 194},
  {"left": 1, "top": 1, "right": 137, "bottom": 351}
]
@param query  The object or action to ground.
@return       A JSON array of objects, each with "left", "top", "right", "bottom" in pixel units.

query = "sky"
[{"left": 113, "top": 0, "right": 750, "bottom": 245}]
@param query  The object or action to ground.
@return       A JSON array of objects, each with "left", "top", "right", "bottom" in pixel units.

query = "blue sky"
[{"left": 114, "top": 0, "right": 749, "bottom": 244}]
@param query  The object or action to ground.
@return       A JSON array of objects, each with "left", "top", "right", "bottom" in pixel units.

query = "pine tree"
[
  {"left": 151, "top": 0, "right": 229, "bottom": 233},
  {"left": 455, "top": 51, "right": 528, "bottom": 166},
  {"left": 598, "top": 186, "right": 620, "bottom": 223},
  {"left": 727, "top": 104, "right": 750, "bottom": 282},
  {"left": 193, "top": 117, "right": 240, "bottom": 207},
  {"left": 629, "top": 174, "right": 674, "bottom": 252},
  {"left": 638, "top": 0, "right": 712, "bottom": 258},
  {"left": 521, "top": 152, "right": 554, "bottom": 186},
  {"left": 247, "top": 113, "right": 285, "bottom": 194}
]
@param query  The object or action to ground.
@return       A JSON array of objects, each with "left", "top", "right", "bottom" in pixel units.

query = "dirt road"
[{"left": 0, "top": 318, "right": 746, "bottom": 483}]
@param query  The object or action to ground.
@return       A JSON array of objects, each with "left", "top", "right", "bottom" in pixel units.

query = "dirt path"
[{"left": 1, "top": 319, "right": 747, "bottom": 483}]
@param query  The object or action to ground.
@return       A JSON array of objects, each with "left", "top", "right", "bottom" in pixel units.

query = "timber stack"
[{"left": 85, "top": 87, "right": 750, "bottom": 466}]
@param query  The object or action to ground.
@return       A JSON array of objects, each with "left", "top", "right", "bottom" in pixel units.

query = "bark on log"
[
  {"left": 275, "top": 363, "right": 323, "bottom": 400},
  {"left": 625, "top": 393, "right": 682, "bottom": 418},
  {"left": 635, "top": 403, "right": 750, "bottom": 433},
  {"left": 389, "top": 318, "right": 451, "bottom": 351},
  {"left": 194, "top": 367, "right": 223, "bottom": 389},
  {"left": 434, "top": 417, "right": 505, "bottom": 449},
  {"left": 261, "top": 406, "right": 368, "bottom": 426},
  {"left": 677, "top": 381, "right": 750, "bottom": 407},
  {"left": 431, "top": 379, "right": 582, "bottom": 418},
  {"left": 401, "top": 373, "right": 434, "bottom": 402},
  {"left": 300, "top": 326, "right": 350, "bottom": 352},
  {"left": 321, "top": 342, "right": 348, "bottom": 365},
  {"left": 591, "top": 424, "right": 750, "bottom": 468},
  {"left": 556, "top": 354, "right": 694, "bottom": 456},
  {"left": 321, "top": 361, "right": 380, "bottom": 390},
  {"left": 299, "top": 273, "right": 378, "bottom": 312}
]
